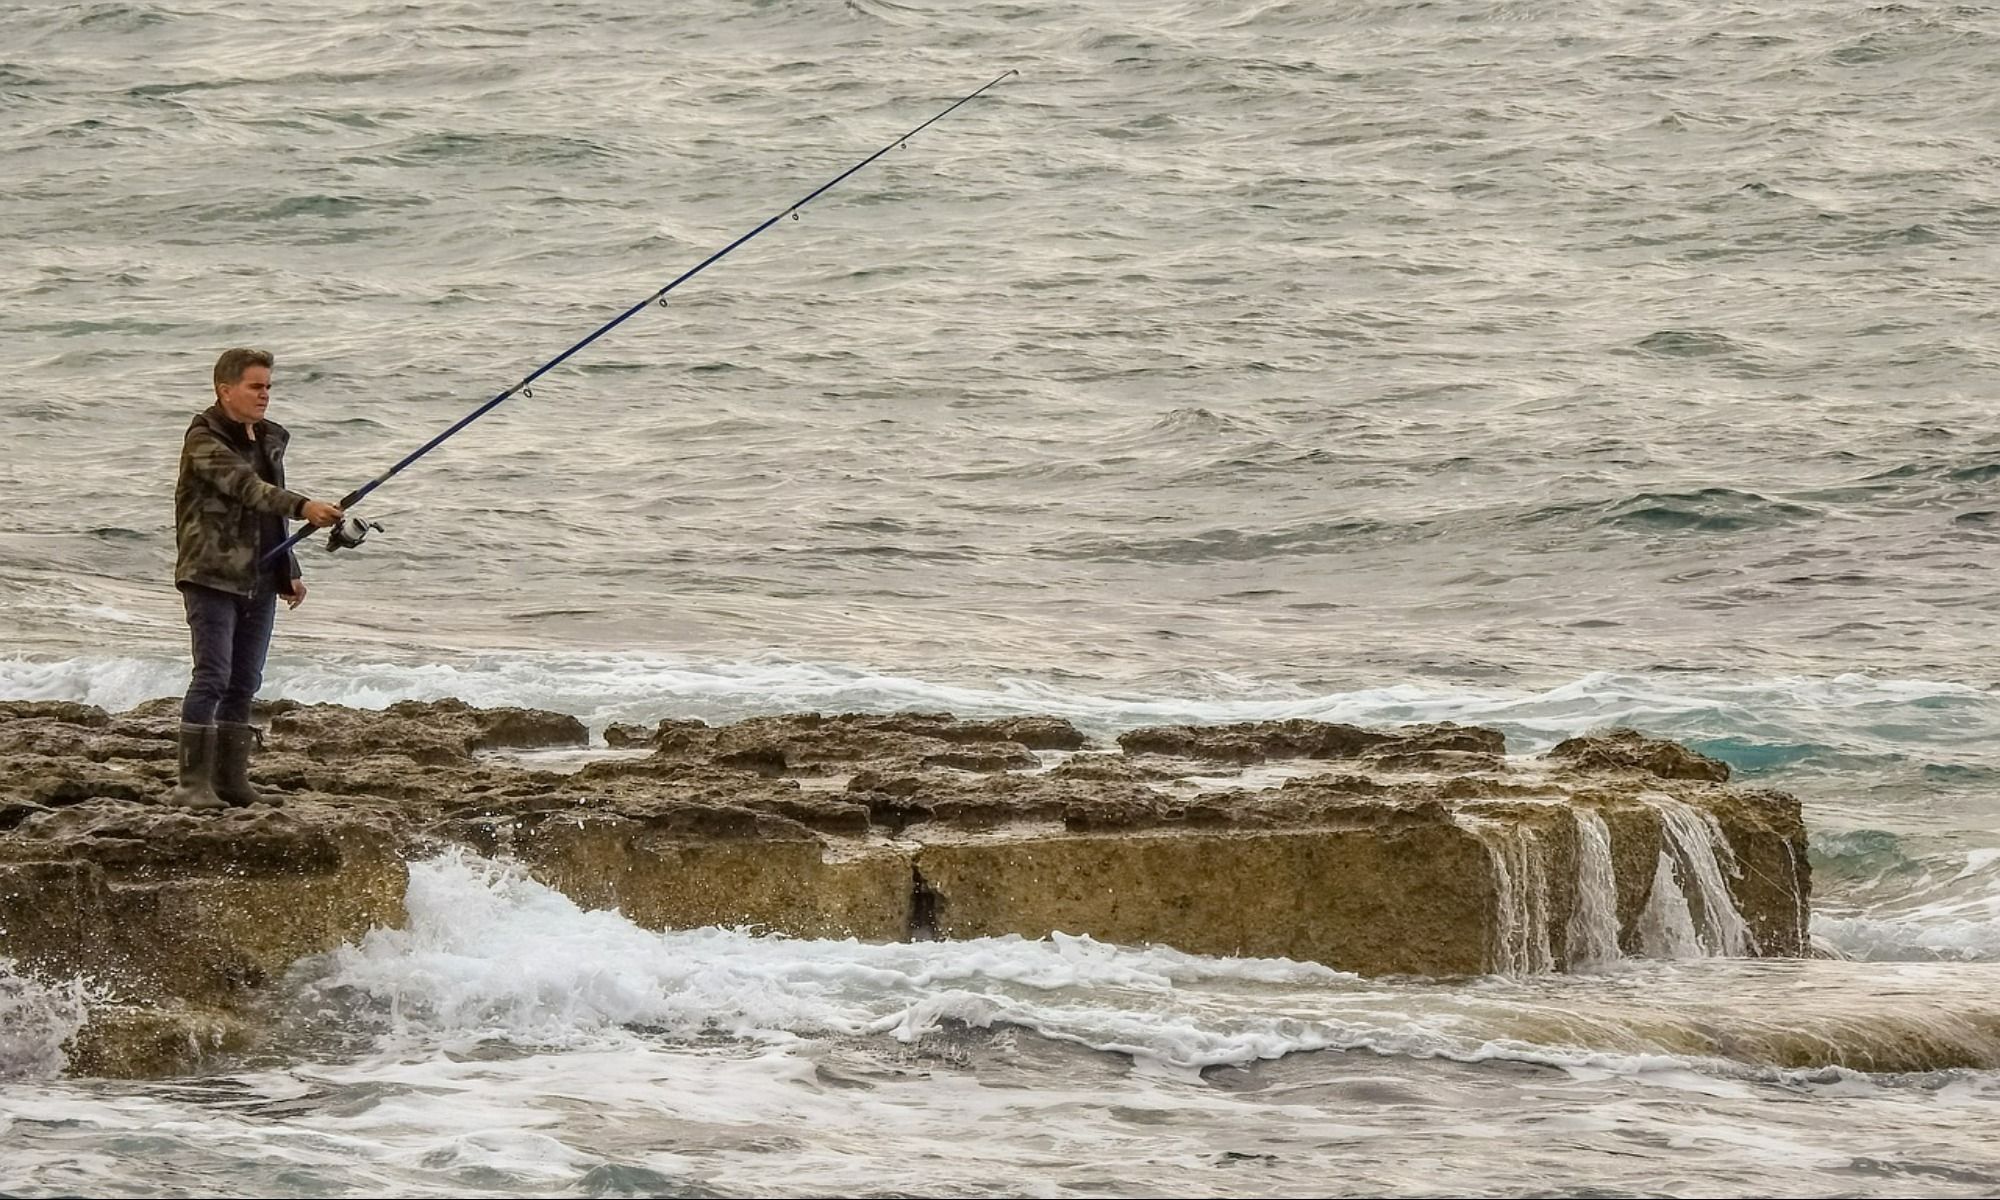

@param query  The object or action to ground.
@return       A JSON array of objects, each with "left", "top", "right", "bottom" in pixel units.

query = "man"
[{"left": 168, "top": 348, "right": 342, "bottom": 809}]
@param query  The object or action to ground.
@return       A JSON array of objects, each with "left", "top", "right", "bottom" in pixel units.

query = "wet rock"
[
  {"left": 916, "top": 821, "right": 1502, "bottom": 976},
  {"left": 0, "top": 698, "right": 1811, "bottom": 1080},
  {"left": 1364, "top": 748, "right": 1507, "bottom": 773},
  {"left": 946, "top": 716, "right": 1087, "bottom": 751},
  {"left": 17, "top": 765, "right": 155, "bottom": 807},
  {"left": 850, "top": 773, "right": 1117, "bottom": 832},
  {"left": 1118, "top": 719, "right": 1505, "bottom": 764},
  {"left": 0, "top": 800, "right": 405, "bottom": 1080},
  {"left": 498, "top": 818, "right": 914, "bottom": 943},
  {"left": 0, "top": 700, "right": 113, "bottom": 728},
  {"left": 267, "top": 698, "right": 588, "bottom": 764},
  {"left": 602, "top": 720, "right": 657, "bottom": 748},
  {"left": 638, "top": 712, "right": 1066, "bottom": 777},
  {"left": 1043, "top": 754, "right": 1175, "bottom": 783},
  {"left": 1548, "top": 727, "right": 1731, "bottom": 782},
  {"left": 60, "top": 1002, "right": 255, "bottom": 1078}
]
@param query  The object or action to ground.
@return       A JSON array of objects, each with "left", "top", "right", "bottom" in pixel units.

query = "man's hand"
[
  {"left": 301, "top": 500, "right": 343, "bottom": 528},
  {"left": 281, "top": 579, "right": 308, "bottom": 610}
]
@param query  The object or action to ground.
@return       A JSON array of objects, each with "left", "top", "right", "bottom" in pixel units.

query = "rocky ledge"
[{"left": 0, "top": 698, "right": 1808, "bottom": 1077}]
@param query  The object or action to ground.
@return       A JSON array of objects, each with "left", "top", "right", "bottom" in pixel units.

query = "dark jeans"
[{"left": 180, "top": 583, "right": 277, "bottom": 725}]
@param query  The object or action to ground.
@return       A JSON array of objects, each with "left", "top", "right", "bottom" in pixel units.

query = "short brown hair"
[{"left": 213, "top": 347, "right": 274, "bottom": 392}]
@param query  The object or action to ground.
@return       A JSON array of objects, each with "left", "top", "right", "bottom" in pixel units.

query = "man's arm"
[{"left": 184, "top": 428, "right": 309, "bottom": 518}]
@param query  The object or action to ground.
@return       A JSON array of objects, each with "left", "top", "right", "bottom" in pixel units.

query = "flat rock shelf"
[{"left": 0, "top": 699, "right": 1808, "bottom": 1078}]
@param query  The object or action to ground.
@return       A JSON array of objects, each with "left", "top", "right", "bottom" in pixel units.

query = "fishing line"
[{"left": 266, "top": 68, "right": 1018, "bottom": 562}]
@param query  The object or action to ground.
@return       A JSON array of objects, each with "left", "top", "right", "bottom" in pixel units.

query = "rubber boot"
[
  {"left": 213, "top": 721, "right": 277, "bottom": 807},
  {"left": 165, "top": 722, "right": 225, "bottom": 810}
]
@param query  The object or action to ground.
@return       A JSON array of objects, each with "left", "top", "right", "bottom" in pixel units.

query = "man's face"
[{"left": 216, "top": 365, "right": 271, "bottom": 424}]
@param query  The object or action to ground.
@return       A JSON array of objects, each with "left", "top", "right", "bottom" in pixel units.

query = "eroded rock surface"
[{"left": 0, "top": 700, "right": 1809, "bottom": 1078}]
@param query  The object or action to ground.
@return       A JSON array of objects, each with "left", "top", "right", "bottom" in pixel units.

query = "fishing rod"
[{"left": 264, "top": 68, "right": 1019, "bottom": 563}]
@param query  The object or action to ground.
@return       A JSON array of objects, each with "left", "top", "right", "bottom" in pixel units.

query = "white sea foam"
[
  {"left": 1813, "top": 846, "right": 2000, "bottom": 962},
  {"left": 0, "top": 960, "right": 89, "bottom": 1081},
  {"left": 1813, "top": 911, "right": 2000, "bottom": 962},
  {"left": 10, "top": 1033, "right": 1962, "bottom": 1200},
  {"left": 311, "top": 852, "right": 1360, "bottom": 1069},
  {"left": 1814, "top": 874, "right": 2000, "bottom": 963},
  {"left": 1955, "top": 849, "right": 2000, "bottom": 883},
  {"left": 8, "top": 857, "right": 2000, "bottom": 1200},
  {"left": 308, "top": 854, "right": 2000, "bottom": 1085}
]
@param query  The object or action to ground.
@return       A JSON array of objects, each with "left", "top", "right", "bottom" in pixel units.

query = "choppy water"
[{"left": 4, "top": 0, "right": 2000, "bottom": 1194}]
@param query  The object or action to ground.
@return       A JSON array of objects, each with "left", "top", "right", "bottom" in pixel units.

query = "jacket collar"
[{"left": 199, "top": 404, "right": 276, "bottom": 449}]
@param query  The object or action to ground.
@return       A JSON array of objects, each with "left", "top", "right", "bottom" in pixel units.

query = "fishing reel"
[{"left": 326, "top": 514, "right": 385, "bottom": 553}]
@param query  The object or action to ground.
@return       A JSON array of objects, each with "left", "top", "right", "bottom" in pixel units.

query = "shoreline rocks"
[{"left": 0, "top": 699, "right": 1809, "bottom": 1078}]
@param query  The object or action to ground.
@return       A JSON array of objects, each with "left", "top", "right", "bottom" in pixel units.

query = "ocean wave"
[
  {"left": 1517, "top": 487, "right": 1824, "bottom": 535},
  {"left": 1811, "top": 837, "right": 2000, "bottom": 962},
  {"left": 1631, "top": 329, "right": 1753, "bottom": 359},
  {"left": 305, "top": 851, "right": 1355, "bottom": 1060},
  {"left": 302, "top": 854, "right": 2000, "bottom": 1080},
  {"left": 1047, "top": 518, "right": 1400, "bottom": 563}
]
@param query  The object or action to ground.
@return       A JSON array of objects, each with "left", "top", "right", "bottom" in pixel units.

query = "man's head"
[{"left": 213, "top": 347, "right": 274, "bottom": 425}]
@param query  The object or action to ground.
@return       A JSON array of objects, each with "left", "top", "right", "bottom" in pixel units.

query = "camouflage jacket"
[{"left": 174, "top": 406, "right": 309, "bottom": 598}]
